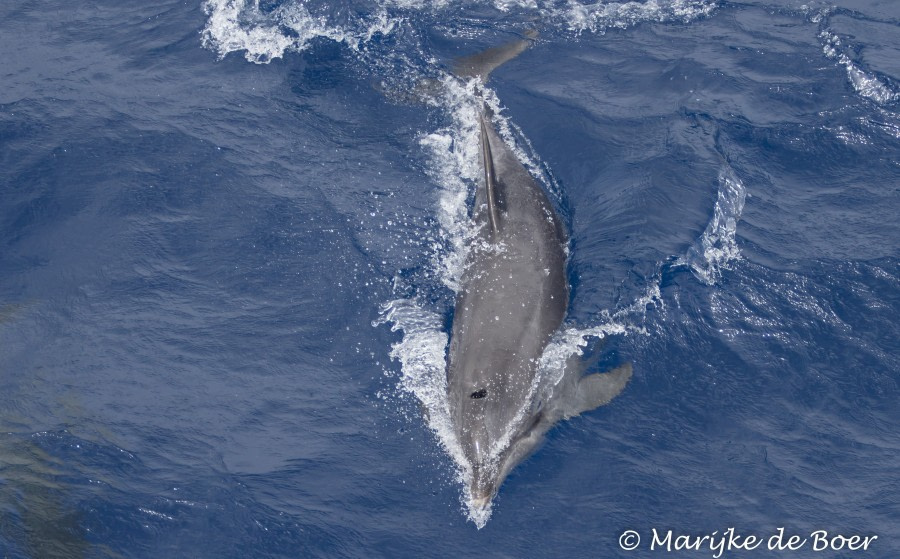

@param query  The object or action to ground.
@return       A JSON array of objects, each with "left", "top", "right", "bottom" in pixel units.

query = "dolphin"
[{"left": 446, "top": 34, "right": 633, "bottom": 514}]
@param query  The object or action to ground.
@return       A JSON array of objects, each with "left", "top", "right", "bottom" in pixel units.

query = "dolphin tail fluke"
[
  {"left": 452, "top": 30, "right": 538, "bottom": 82},
  {"left": 562, "top": 363, "right": 633, "bottom": 419}
]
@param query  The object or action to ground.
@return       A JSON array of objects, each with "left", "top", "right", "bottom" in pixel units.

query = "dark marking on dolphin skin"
[{"left": 446, "top": 33, "right": 632, "bottom": 516}]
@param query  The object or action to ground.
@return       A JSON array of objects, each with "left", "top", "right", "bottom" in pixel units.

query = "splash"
[
  {"left": 373, "top": 300, "right": 457, "bottom": 455},
  {"left": 419, "top": 77, "right": 484, "bottom": 292},
  {"left": 678, "top": 166, "right": 747, "bottom": 286},
  {"left": 374, "top": 297, "right": 649, "bottom": 529},
  {"left": 201, "top": 0, "right": 718, "bottom": 64},
  {"left": 807, "top": 3, "right": 900, "bottom": 107},
  {"left": 819, "top": 30, "right": 899, "bottom": 106},
  {"left": 540, "top": 279, "right": 661, "bottom": 388},
  {"left": 372, "top": 298, "right": 478, "bottom": 519},
  {"left": 550, "top": 0, "right": 717, "bottom": 35},
  {"left": 201, "top": 0, "right": 397, "bottom": 63}
]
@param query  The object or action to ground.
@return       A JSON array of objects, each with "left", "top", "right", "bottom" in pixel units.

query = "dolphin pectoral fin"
[
  {"left": 562, "top": 363, "right": 633, "bottom": 419},
  {"left": 452, "top": 30, "right": 539, "bottom": 82}
]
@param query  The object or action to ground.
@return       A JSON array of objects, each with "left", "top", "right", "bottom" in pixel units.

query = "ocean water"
[{"left": 1, "top": 0, "right": 898, "bottom": 556}]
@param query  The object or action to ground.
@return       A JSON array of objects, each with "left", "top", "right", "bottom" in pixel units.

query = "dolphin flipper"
[
  {"left": 452, "top": 30, "right": 538, "bottom": 82},
  {"left": 560, "top": 363, "right": 633, "bottom": 419}
]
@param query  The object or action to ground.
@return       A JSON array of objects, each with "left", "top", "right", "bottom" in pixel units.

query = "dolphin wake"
[
  {"left": 201, "top": 0, "right": 716, "bottom": 529},
  {"left": 201, "top": 0, "right": 718, "bottom": 64},
  {"left": 199, "top": 0, "right": 896, "bottom": 530}
]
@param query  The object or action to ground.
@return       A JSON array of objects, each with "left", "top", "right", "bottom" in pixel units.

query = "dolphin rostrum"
[{"left": 446, "top": 34, "right": 633, "bottom": 515}]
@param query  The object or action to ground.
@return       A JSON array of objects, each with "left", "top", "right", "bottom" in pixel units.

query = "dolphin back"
[{"left": 445, "top": 31, "right": 634, "bottom": 512}]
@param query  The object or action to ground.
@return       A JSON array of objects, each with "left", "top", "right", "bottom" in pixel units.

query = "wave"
[
  {"left": 201, "top": 0, "right": 396, "bottom": 63},
  {"left": 677, "top": 165, "right": 747, "bottom": 286},
  {"left": 201, "top": 0, "right": 717, "bottom": 64},
  {"left": 809, "top": 7, "right": 899, "bottom": 106},
  {"left": 819, "top": 30, "right": 899, "bottom": 106},
  {"left": 556, "top": 0, "right": 716, "bottom": 34}
]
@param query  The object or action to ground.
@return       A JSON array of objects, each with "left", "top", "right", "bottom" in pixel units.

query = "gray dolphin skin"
[{"left": 446, "top": 34, "right": 633, "bottom": 513}]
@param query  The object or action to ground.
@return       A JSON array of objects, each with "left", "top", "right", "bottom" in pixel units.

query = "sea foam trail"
[
  {"left": 201, "top": 0, "right": 717, "bottom": 64},
  {"left": 678, "top": 166, "right": 747, "bottom": 286}
]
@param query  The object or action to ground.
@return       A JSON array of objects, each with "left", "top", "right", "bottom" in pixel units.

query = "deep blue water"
[{"left": 1, "top": 0, "right": 898, "bottom": 557}]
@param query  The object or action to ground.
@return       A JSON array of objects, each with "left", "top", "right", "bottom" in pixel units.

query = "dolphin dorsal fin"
[
  {"left": 479, "top": 115, "right": 501, "bottom": 236},
  {"left": 452, "top": 30, "right": 538, "bottom": 83}
]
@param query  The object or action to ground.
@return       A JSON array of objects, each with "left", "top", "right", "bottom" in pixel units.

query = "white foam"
[
  {"left": 678, "top": 165, "right": 747, "bottom": 285},
  {"left": 549, "top": 0, "right": 717, "bottom": 35},
  {"left": 541, "top": 278, "right": 661, "bottom": 385},
  {"left": 373, "top": 300, "right": 453, "bottom": 442},
  {"left": 494, "top": 0, "right": 538, "bottom": 12},
  {"left": 201, "top": 0, "right": 397, "bottom": 63},
  {"left": 202, "top": 0, "right": 718, "bottom": 63},
  {"left": 372, "top": 298, "right": 472, "bottom": 514},
  {"left": 201, "top": 0, "right": 296, "bottom": 63},
  {"left": 419, "top": 77, "right": 568, "bottom": 295},
  {"left": 819, "top": 30, "right": 899, "bottom": 106},
  {"left": 418, "top": 77, "right": 484, "bottom": 291}
]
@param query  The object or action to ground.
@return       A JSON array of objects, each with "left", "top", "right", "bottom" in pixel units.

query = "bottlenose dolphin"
[{"left": 446, "top": 34, "right": 633, "bottom": 514}]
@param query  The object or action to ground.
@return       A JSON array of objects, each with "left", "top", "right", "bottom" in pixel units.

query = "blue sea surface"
[{"left": 1, "top": 0, "right": 898, "bottom": 556}]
